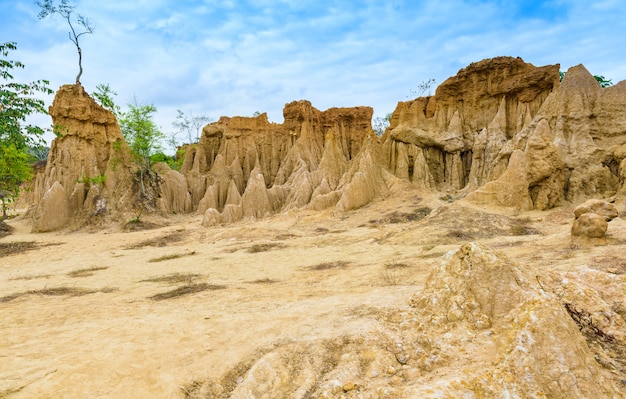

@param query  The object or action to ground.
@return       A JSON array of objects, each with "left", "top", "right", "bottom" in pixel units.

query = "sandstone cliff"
[
  {"left": 28, "top": 84, "right": 136, "bottom": 232},
  {"left": 188, "top": 56, "right": 625, "bottom": 226},
  {"left": 25, "top": 57, "right": 626, "bottom": 230},
  {"left": 179, "top": 101, "right": 391, "bottom": 226}
]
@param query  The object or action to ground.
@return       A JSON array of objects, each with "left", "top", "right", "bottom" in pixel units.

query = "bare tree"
[
  {"left": 37, "top": 0, "right": 94, "bottom": 84},
  {"left": 409, "top": 78, "right": 436, "bottom": 98},
  {"left": 172, "top": 110, "right": 211, "bottom": 147}
]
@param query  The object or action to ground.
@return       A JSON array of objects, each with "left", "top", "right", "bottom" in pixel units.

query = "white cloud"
[{"left": 2, "top": 0, "right": 625, "bottom": 146}]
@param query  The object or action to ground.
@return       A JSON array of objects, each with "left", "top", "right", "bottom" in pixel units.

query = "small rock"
[
  {"left": 342, "top": 381, "right": 357, "bottom": 392},
  {"left": 571, "top": 213, "right": 608, "bottom": 238}
]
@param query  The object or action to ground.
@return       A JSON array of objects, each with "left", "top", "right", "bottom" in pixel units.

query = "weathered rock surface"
[
  {"left": 464, "top": 63, "right": 626, "bottom": 210},
  {"left": 571, "top": 199, "right": 618, "bottom": 245},
  {"left": 187, "top": 243, "right": 626, "bottom": 398},
  {"left": 572, "top": 212, "right": 609, "bottom": 238},
  {"left": 182, "top": 56, "right": 625, "bottom": 225},
  {"left": 183, "top": 101, "right": 392, "bottom": 224},
  {"left": 28, "top": 84, "right": 136, "bottom": 231},
  {"left": 24, "top": 57, "right": 626, "bottom": 229},
  {"left": 574, "top": 198, "right": 619, "bottom": 221},
  {"left": 153, "top": 163, "right": 192, "bottom": 214},
  {"left": 384, "top": 56, "right": 559, "bottom": 194},
  {"left": 31, "top": 181, "right": 71, "bottom": 232},
  {"left": 378, "top": 56, "right": 625, "bottom": 212}
]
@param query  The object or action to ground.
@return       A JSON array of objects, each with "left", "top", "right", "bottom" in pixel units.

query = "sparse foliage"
[
  {"left": 26, "top": 144, "right": 50, "bottom": 161},
  {"left": 171, "top": 110, "right": 211, "bottom": 148},
  {"left": 119, "top": 98, "right": 165, "bottom": 195},
  {"left": 410, "top": 78, "right": 436, "bottom": 98},
  {"left": 373, "top": 112, "right": 392, "bottom": 136},
  {"left": 93, "top": 83, "right": 122, "bottom": 117},
  {"left": 0, "top": 42, "right": 53, "bottom": 219},
  {"left": 593, "top": 75, "right": 613, "bottom": 88},
  {"left": 37, "top": 0, "right": 94, "bottom": 83},
  {"left": 559, "top": 71, "right": 613, "bottom": 88},
  {"left": 119, "top": 98, "right": 165, "bottom": 168}
]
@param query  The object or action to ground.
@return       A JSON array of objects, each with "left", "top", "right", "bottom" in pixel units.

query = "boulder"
[
  {"left": 574, "top": 199, "right": 618, "bottom": 221},
  {"left": 572, "top": 213, "right": 608, "bottom": 239}
]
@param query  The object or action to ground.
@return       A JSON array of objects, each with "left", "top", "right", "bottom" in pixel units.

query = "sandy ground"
[{"left": 1, "top": 194, "right": 625, "bottom": 398}]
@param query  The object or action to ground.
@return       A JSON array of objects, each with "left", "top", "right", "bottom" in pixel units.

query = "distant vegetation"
[
  {"left": 0, "top": 42, "right": 53, "bottom": 219},
  {"left": 560, "top": 71, "right": 613, "bottom": 87},
  {"left": 373, "top": 113, "right": 391, "bottom": 136},
  {"left": 171, "top": 110, "right": 211, "bottom": 147}
]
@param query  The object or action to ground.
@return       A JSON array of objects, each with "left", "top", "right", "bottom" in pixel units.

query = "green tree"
[
  {"left": 593, "top": 75, "right": 613, "bottom": 88},
  {"left": 37, "top": 0, "right": 94, "bottom": 84},
  {"left": 120, "top": 99, "right": 164, "bottom": 167},
  {"left": 559, "top": 71, "right": 613, "bottom": 88},
  {"left": 93, "top": 83, "right": 122, "bottom": 118},
  {"left": 0, "top": 42, "right": 53, "bottom": 219},
  {"left": 119, "top": 99, "right": 165, "bottom": 194}
]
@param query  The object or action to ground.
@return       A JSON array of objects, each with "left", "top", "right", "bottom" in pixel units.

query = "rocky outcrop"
[
  {"left": 31, "top": 181, "right": 71, "bottom": 232},
  {"left": 378, "top": 56, "right": 625, "bottom": 211},
  {"left": 383, "top": 56, "right": 559, "bottom": 194},
  {"left": 153, "top": 163, "right": 192, "bottom": 214},
  {"left": 464, "top": 63, "right": 626, "bottom": 210},
  {"left": 179, "top": 58, "right": 626, "bottom": 223},
  {"left": 188, "top": 101, "right": 391, "bottom": 224},
  {"left": 187, "top": 243, "right": 626, "bottom": 398},
  {"left": 29, "top": 84, "right": 136, "bottom": 231},
  {"left": 26, "top": 57, "right": 626, "bottom": 229}
]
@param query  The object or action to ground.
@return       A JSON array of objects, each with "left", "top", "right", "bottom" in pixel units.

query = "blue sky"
[{"left": 1, "top": 0, "right": 625, "bottom": 145}]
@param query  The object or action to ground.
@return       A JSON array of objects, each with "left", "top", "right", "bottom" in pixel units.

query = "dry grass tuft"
[
  {"left": 247, "top": 277, "right": 279, "bottom": 284},
  {"left": 67, "top": 266, "right": 109, "bottom": 278},
  {"left": 247, "top": 243, "right": 285, "bottom": 253},
  {"left": 380, "top": 270, "right": 401, "bottom": 286},
  {"left": 369, "top": 207, "right": 432, "bottom": 225},
  {"left": 509, "top": 218, "right": 541, "bottom": 236},
  {"left": 140, "top": 273, "right": 202, "bottom": 285},
  {"left": 273, "top": 233, "right": 299, "bottom": 241},
  {"left": 0, "top": 286, "right": 117, "bottom": 303},
  {"left": 149, "top": 283, "right": 226, "bottom": 301},
  {"left": 124, "top": 231, "right": 185, "bottom": 249},
  {"left": 122, "top": 219, "right": 161, "bottom": 232},
  {"left": 9, "top": 273, "right": 53, "bottom": 281},
  {"left": 148, "top": 251, "right": 196, "bottom": 263},
  {"left": 307, "top": 260, "right": 350, "bottom": 271},
  {"left": 384, "top": 260, "right": 411, "bottom": 269},
  {"left": 0, "top": 241, "right": 38, "bottom": 257}
]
